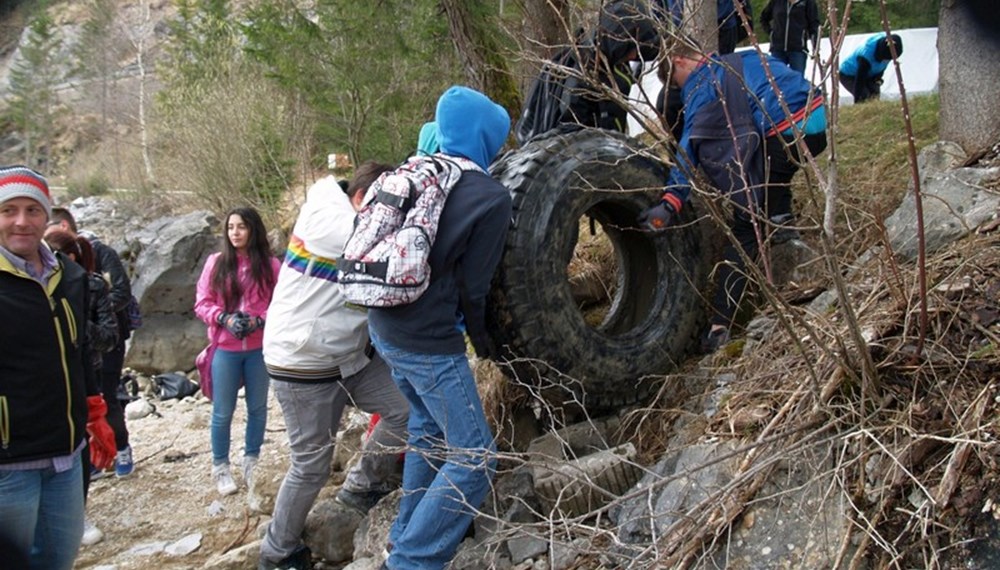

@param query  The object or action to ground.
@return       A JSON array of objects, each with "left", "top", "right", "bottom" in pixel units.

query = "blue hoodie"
[
  {"left": 416, "top": 121, "right": 440, "bottom": 156},
  {"left": 436, "top": 85, "right": 510, "bottom": 171},
  {"left": 368, "top": 86, "right": 513, "bottom": 357}
]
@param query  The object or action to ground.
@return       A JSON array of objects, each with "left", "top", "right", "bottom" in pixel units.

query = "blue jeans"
[
  {"left": 370, "top": 329, "right": 496, "bottom": 570},
  {"left": 211, "top": 347, "right": 269, "bottom": 465},
  {"left": 771, "top": 49, "right": 807, "bottom": 74},
  {"left": 0, "top": 454, "right": 84, "bottom": 570}
]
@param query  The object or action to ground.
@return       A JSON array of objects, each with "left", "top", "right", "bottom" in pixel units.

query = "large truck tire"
[{"left": 486, "top": 129, "right": 710, "bottom": 413}]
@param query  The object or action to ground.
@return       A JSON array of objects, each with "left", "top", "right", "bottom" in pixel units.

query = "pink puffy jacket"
[{"left": 194, "top": 252, "right": 280, "bottom": 352}]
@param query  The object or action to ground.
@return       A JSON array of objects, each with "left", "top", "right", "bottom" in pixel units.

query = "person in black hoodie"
[
  {"left": 761, "top": 0, "right": 820, "bottom": 74},
  {"left": 48, "top": 206, "right": 136, "bottom": 478},
  {"left": 0, "top": 165, "right": 116, "bottom": 570},
  {"left": 514, "top": 0, "right": 659, "bottom": 144}
]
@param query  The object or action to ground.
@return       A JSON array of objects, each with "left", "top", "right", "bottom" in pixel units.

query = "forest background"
[{"left": 0, "top": 0, "right": 941, "bottom": 226}]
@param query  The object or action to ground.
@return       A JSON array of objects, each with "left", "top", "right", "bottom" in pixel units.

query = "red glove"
[{"left": 86, "top": 395, "right": 117, "bottom": 471}]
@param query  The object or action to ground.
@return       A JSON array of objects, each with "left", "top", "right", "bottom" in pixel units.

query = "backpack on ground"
[
  {"left": 338, "top": 154, "right": 483, "bottom": 308},
  {"left": 514, "top": 46, "right": 584, "bottom": 146}
]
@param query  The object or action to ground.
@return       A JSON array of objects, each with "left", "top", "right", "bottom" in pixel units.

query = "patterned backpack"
[{"left": 338, "top": 154, "right": 482, "bottom": 307}]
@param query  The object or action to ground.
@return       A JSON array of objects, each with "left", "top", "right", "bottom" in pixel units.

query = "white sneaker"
[
  {"left": 212, "top": 463, "right": 238, "bottom": 496},
  {"left": 82, "top": 518, "right": 104, "bottom": 546},
  {"left": 243, "top": 456, "right": 262, "bottom": 511}
]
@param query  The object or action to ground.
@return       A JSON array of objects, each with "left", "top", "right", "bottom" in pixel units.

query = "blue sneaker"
[{"left": 115, "top": 445, "right": 135, "bottom": 478}]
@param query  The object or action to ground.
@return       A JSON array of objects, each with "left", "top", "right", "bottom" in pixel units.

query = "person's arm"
[
  {"left": 459, "top": 192, "right": 512, "bottom": 359},
  {"left": 87, "top": 277, "right": 119, "bottom": 354},
  {"left": 193, "top": 254, "right": 224, "bottom": 327},
  {"left": 760, "top": 1, "right": 773, "bottom": 35},
  {"left": 95, "top": 241, "right": 132, "bottom": 313},
  {"left": 806, "top": 0, "right": 820, "bottom": 49}
]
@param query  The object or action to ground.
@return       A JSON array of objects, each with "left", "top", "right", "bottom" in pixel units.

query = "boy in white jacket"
[{"left": 259, "top": 163, "right": 407, "bottom": 570}]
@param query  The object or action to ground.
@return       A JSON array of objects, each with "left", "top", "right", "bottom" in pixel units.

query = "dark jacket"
[
  {"left": 562, "top": 0, "right": 659, "bottom": 132},
  {"left": 0, "top": 252, "right": 96, "bottom": 464},
  {"left": 761, "top": 0, "right": 819, "bottom": 53},
  {"left": 85, "top": 233, "right": 133, "bottom": 341},
  {"left": 86, "top": 271, "right": 119, "bottom": 371},
  {"left": 369, "top": 85, "right": 511, "bottom": 358}
]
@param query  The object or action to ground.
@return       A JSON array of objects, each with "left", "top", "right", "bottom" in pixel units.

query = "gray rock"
[
  {"left": 352, "top": 489, "right": 400, "bottom": 560},
  {"left": 305, "top": 498, "right": 364, "bottom": 563},
  {"left": 551, "top": 538, "right": 589, "bottom": 570},
  {"left": 164, "top": 532, "right": 202, "bottom": 556},
  {"left": 884, "top": 164, "right": 1000, "bottom": 261},
  {"left": 124, "top": 210, "right": 219, "bottom": 373},
  {"left": 202, "top": 539, "right": 260, "bottom": 570}
]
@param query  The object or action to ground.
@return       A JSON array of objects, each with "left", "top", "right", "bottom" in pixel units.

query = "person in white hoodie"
[{"left": 259, "top": 162, "right": 408, "bottom": 570}]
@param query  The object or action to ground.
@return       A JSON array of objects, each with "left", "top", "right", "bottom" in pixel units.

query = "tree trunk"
[
  {"left": 522, "top": 0, "right": 571, "bottom": 58},
  {"left": 686, "top": 0, "right": 718, "bottom": 54},
  {"left": 938, "top": 0, "right": 1000, "bottom": 154},
  {"left": 439, "top": 0, "right": 521, "bottom": 115}
]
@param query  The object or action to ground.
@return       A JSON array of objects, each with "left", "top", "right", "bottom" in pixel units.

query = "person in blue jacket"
[
  {"left": 739, "top": 51, "right": 827, "bottom": 242},
  {"left": 369, "top": 85, "right": 512, "bottom": 570},
  {"left": 638, "top": 40, "right": 827, "bottom": 351},
  {"left": 839, "top": 33, "right": 903, "bottom": 103}
]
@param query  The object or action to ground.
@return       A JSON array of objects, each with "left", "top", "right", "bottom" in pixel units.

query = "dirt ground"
[{"left": 74, "top": 388, "right": 293, "bottom": 570}]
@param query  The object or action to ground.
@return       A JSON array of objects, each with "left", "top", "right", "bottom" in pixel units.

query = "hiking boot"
[
  {"left": 212, "top": 463, "right": 238, "bottom": 496},
  {"left": 115, "top": 445, "right": 135, "bottom": 478},
  {"left": 82, "top": 518, "right": 104, "bottom": 546},
  {"left": 769, "top": 214, "right": 802, "bottom": 245},
  {"left": 244, "top": 456, "right": 263, "bottom": 512},
  {"left": 701, "top": 327, "right": 731, "bottom": 354},
  {"left": 258, "top": 545, "right": 312, "bottom": 570},
  {"left": 336, "top": 487, "right": 389, "bottom": 515}
]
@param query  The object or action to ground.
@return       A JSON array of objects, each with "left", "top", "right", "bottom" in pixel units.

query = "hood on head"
[
  {"left": 596, "top": 0, "right": 660, "bottom": 66},
  {"left": 874, "top": 34, "right": 903, "bottom": 61},
  {"left": 436, "top": 86, "right": 510, "bottom": 171},
  {"left": 416, "top": 122, "right": 440, "bottom": 156}
]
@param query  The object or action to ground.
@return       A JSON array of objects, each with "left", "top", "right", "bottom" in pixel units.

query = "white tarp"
[{"left": 627, "top": 27, "right": 939, "bottom": 135}]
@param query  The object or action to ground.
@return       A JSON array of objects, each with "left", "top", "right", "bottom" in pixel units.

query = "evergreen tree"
[
  {"left": 243, "top": 0, "right": 460, "bottom": 165},
  {"left": 8, "top": 6, "right": 63, "bottom": 169}
]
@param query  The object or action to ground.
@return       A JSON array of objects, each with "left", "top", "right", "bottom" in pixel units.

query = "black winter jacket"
[
  {"left": 761, "top": 0, "right": 819, "bottom": 53},
  {"left": 86, "top": 271, "right": 119, "bottom": 371},
  {"left": 0, "top": 252, "right": 97, "bottom": 463},
  {"left": 86, "top": 234, "right": 133, "bottom": 341}
]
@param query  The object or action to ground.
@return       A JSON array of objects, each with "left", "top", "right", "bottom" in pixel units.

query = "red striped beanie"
[{"left": 0, "top": 166, "right": 51, "bottom": 218}]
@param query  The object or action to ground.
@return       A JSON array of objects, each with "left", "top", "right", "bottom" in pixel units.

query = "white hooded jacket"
[{"left": 262, "top": 177, "right": 371, "bottom": 381}]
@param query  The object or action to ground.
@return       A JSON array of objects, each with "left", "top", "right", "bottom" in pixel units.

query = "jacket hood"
[
  {"left": 596, "top": 0, "right": 660, "bottom": 65},
  {"left": 416, "top": 121, "right": 440, "bottom": 156},
  {"left": 436, "top": 86, "right": 510, "bottom": 170},
  {"left": 874, "top": 34, "right": 903, "bottom": 62}
]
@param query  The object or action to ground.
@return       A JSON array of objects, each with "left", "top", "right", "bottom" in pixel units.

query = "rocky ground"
[{"left": 73, "top": 383, "right": 345, "bottom": 570}]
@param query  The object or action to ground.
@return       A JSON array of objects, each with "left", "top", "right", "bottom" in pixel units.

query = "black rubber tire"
[{"left": 487, "top": 129, "right": 709, "bottom": 413}]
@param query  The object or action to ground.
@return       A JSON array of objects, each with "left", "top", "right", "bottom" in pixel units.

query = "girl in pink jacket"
[{"left": 195, "top": 207, "right": 280, "bottom": 497}]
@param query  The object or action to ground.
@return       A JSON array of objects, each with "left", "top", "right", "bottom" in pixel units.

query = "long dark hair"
[{"left": 210, "top": 207, "right": 275, "bottom": 311}]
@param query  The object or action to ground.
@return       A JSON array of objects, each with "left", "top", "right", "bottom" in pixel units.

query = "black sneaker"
[
  {"left": 701, "top": 328, "right": 731, "bottom": 354},
  {"left": 259, "top": 545, "right": 312, "bottom": 570},
  {"left": 336, "top": 488, "right": 389, "bottom": 515}
]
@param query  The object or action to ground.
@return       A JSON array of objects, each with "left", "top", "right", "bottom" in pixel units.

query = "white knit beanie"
[{"left": 0, "top": 165, "right": 52, "bottom": 218}]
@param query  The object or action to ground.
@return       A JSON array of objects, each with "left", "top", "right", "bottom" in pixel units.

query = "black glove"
[
  {"left": 249, "top": 316, "right": 265, "bottom": 332},
  {"left": 218, "top": 311, "right": 251, "bottom": 339},
  {"left": 637, "top": 201, "right": 677, "bottom": 231}
]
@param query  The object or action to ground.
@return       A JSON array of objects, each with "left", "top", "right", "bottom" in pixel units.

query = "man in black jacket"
[
  {"left": 48, "top": 207, "right": 135, "bottom": 478},
  {"left": 0, "top": 165, "right": 116, "bottom": 569},
  {"left": 761, "top": 0, "right": 820, "bottom": 74}
]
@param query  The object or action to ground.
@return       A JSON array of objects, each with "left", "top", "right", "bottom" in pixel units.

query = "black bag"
[
  {"left": 514, "top": 47, "right": 582, "bottom": 146},
  {"left": 153, "top": 372, "right": 199, "bottom": 400}
]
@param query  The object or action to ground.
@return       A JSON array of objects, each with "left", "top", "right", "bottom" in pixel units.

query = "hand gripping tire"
[{"left": 487, "top": 129, "right": 709, "bottom": 413}]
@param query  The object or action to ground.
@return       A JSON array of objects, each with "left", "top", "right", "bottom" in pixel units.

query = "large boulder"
[
  {"left": 884, "top": 142, "right": 1000, "bottom": 261},
  {"left": 124, "top": 210, "right": 219, "bottom": 373}
]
